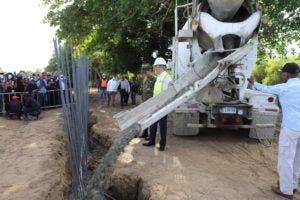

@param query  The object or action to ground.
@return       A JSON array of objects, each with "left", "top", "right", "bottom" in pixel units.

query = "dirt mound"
[{"left": 0, "top": 109, "right": 70, "bottom": 200}]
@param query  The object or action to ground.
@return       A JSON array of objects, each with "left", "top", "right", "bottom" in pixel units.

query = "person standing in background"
[
  {"left": 130, "top": 77, "right": 139, "bottom": 105},
  {"left": 26, "top": 78, "right": 38, "bottom": 95},
  {"left": 139, "top": 63, "right": 156, "bottom": 138},
  {"left": 107, "top": 77, "right": 118, "bottom": 107},
  {"left": 124, "top": 76, "right": 130, "bottom": 105},
  {"left": 36, "top": 72, "right": 48, "bottom": 107},
  {"left": 99, "top": 74, "right": 108, "bottom": 100},
  {"left": 118, "top": 76, "right": 130, "bottom": 108},
  {"left": 14, "top": 76, "right": 25, "bottom": 93}
]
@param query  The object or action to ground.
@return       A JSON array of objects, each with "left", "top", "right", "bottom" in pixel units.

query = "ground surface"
[
  {"left": 89, "top": 89, "right": 300, "bottom": 200},
  {"left": 0, "top": 109, "right": 69, "bottom": 200}
]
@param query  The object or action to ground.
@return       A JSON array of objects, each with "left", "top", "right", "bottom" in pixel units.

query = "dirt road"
[
  {"left": 89, "top": 89, "right": 300, "bottom": 200},
  {"left": 0, "top": 110, "right": 69, "bottom": 200}
]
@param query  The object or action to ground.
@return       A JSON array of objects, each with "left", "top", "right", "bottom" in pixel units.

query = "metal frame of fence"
[
  {"left": 54, "top": 40, "right": 89, "bottom": 200},
  {"left": 0, "top": 90, "right": 62, "bottom": 114}
]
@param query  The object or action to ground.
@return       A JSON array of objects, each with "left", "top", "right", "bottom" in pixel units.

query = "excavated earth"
[
  {"left": 89, "top": 89, "right": 300, "bottom": 200},
  {"left": 0, "top": 109, "right": 69, "bottom": 200}
]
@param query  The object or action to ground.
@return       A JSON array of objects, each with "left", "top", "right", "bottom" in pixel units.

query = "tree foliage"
[
  {"left": 45, "top": 54, "right": 58, "bottom": 72},
  {"left": 258, "top": 0, "right": 300, "bottom": 56},
  {"left": 43, "top": 0, "right": 180, "bottom": 74},
  {"left": 42, "top": 0, "right": 300, "bottom": 74},
  {"left": 252, "top": 55, "right": 300, "bottom": 84}
]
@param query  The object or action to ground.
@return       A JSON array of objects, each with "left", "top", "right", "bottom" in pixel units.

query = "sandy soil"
[
  {"left": 112, "top": 130, "right": 300, "bottom": 200},
  {"left": 89, "top": 88, "right": 300, "bottom": 200},
  {"left": 0, "top": 109, "right": 69, "bottom": 200}
]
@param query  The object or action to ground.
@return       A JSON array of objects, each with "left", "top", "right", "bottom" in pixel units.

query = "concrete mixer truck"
[
  {"left": 114, "top": 0, "right": 279, "bottom": 140},
  {"left": 171, "top": 0, "right": 279, "bottom": 139}
]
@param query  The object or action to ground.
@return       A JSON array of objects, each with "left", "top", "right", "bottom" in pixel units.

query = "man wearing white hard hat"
[{"left": 143, "top": 57, "right": 172, "bottom": 151}]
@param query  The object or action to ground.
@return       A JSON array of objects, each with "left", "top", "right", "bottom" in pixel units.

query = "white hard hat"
[{"left": 153, "top": 57, "right": 167, "bottom": 66}]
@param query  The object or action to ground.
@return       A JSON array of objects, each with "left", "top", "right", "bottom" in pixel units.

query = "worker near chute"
[
  {"left": 139, "top": 63, "right": 156, "bottom": 139},
  {"left": 143, "top": 57, "right": 172, "bottom": 151},
  {"left": 248, "top": 63, "right": 300, "bottom": 199}
]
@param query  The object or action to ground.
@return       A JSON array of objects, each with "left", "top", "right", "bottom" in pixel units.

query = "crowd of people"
[
  {"left": 0, "top": 72, "right": 64, "bottom": 119},
  {"left": 98, "top": 74, "right": 139, "bottom": 108}
]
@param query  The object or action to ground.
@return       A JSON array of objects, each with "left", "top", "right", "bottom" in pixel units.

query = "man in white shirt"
[
  {"left": 107, "top": 77, "right": 118, "bottom": 106},
  {"left": 248, "top": 63, "right": 300, "bottom": 199},
  {"left": 118, "top": 76, "right": 130, "bottom": 108}
]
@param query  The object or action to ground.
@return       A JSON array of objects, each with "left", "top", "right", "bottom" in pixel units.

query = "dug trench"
[
  {"left": 87, "top": 89, "right": 300, "bottom": 200},
  {"left": 87, "top": 91, "right": 148, "bottom": 200}
]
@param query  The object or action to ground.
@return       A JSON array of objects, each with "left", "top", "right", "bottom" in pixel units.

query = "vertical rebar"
[{"left": 54, "top": 40, "right": 89, "bottom": 200}]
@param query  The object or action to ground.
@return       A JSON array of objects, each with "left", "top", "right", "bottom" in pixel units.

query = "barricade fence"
[{"left": 0, "top": 89, "right": 62, "bottom": 114}]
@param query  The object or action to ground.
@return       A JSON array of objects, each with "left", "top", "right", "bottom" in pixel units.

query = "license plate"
[{"left": 221, "top": 107, "right": 236, "bottom": 114}]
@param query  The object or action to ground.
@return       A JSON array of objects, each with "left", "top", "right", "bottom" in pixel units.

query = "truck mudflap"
[
  {"left": 249, "top": 112, "right": 278, "bottom": 140},
  {"left": 173, "top": 111, "right": 200, "bottom": 136}
]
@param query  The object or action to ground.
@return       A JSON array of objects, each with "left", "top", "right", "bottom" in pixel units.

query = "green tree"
[
  {"left": 42, "top": 0, "right": 300, "bottom": 73},
  {"left": 253, "top": 55, "right": 300, "bottom": 85},
  {"left": 45, "top": 54, "right": 58, "bottom": 72},
  {"left": 35, "top": 68, "right": 43, "bottom": 75},
  {"left": 258, "top": 0, "right": 300, "bottom": 56},
  {"left": 42, "top": 0, "right": 186, "bottom": 73}
]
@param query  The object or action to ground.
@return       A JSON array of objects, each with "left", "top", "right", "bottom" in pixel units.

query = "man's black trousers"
[
  {"left": 120, "top": 89, "right": 127, "bottom": 106},
  {"left": 149, "top": 115, "right": 168, "bottom": 147}
]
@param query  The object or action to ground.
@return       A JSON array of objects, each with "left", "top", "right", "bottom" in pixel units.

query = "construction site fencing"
[
  {"left": 0, "top": 89, "right": 62, "bottom": 114},
  {"left": 54, "top": 40, "right": 89, "bottom": 200}
]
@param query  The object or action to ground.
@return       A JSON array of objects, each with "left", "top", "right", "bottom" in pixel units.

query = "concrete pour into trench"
[
  {"left": 88, "top": 113, "right": 150, "bottom": 200},
  {"left": 87, "top": 93, "right": 300, "bottom": 200}
]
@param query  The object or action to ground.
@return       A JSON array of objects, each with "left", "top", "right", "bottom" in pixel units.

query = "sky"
[{"left": 0, "top": 0, "right": 55, "bottom": 73}]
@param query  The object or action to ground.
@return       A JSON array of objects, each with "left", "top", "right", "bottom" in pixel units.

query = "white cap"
[{"left": 153, "top": 57, "right": 167, "bottom": 66}]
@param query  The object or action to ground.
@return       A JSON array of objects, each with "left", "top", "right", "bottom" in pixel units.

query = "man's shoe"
[
  {"left": 142, "top": 143, "right": 155, "bottom": 147},
  {"left": 159, "top": 146, "right": 165, "bottom": 151},
  {"left": 277, "top": 180, "right": 298, "bottom": 194},
  {"left": 145, "top": 137, "right": 150, "bottom": 141},
  {"left": 271, "top": 186, "right": 293, "bottom": 199}
]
